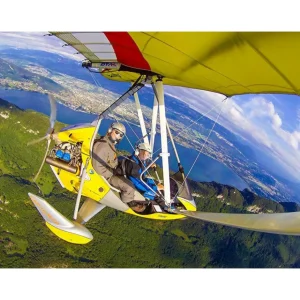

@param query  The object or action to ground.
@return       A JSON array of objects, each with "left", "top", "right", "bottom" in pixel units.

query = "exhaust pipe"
[{"left": 45, "top": 156, "right": 78, "bottom": 174}]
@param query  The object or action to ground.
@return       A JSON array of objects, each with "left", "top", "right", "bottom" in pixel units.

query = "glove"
[{"left": 157, "top": 183, "right": 164, "bottom": 190}]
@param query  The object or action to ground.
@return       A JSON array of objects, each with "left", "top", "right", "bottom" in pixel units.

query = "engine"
[{"left": 46, "top": 142, "right": 82, "bottom": 174}]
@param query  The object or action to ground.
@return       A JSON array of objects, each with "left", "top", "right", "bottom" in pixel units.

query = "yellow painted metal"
[
  {"left": 57, "top": 126, "right": 94, "bottom": 156},
  {"left": 124, "top": 197, "right": 196, "bottom": 220},
  {"left": 46, "top": 222, "right": 92, "bottom": 244},
  {"left": 177, "top": 197, "right": 197, "bottom": 211},
  {"left": 51, "top": 125, "right": 197, "bottom": 220},
  {"left": 125, "top": 208, "right": 186, "bottom": 220},
  {"left": 53, "top": 126, "right": 110, "bottom": 202}
]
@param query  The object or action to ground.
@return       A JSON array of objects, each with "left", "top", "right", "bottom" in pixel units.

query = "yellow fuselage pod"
[
  {"left": 125, "top": 196, "right": 197, "bottom": 220},
  {"left": 53, "top": 125, "right": 111, "bottom": 201},
  {"left": 52, "top": 125, "right": 197, "bottom": 221}
]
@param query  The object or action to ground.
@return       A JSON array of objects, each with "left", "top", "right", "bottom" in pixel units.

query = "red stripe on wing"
[{"left": 104, "top": 32, "right": 151, "bottom": 71}]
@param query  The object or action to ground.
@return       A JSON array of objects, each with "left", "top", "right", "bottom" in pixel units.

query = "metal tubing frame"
[
  {"left": 73, "top": 76, "right": 153, "bottom": 220},
  {"left": 73, "top": 117, "right": 103, "bottom": 220},
  {"left": 133, "top": 90, "right": 149, "bottom": 145},
  {"left": 150, "top": 83, "right": 159, "bottom": 155},
  {"left": 154, "top": 79, "right": 171, "bottom": 205},
  {"left": 139, "top": 156, "right": 162, "bottom": 199},
  {"left": 166, "top": 121, "right": 181, "bottom": 165},
  {"left": 73, "top": 157, "right": 90, "bottom": 220}
]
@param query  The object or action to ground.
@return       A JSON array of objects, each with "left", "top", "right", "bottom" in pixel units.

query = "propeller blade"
[
  {"left": 27, "top": 135, "right": 48, "bottom": 146},
  {"left": 27, "top": 95, "right": 56, "bottom": 146},
  {"left": 178, "top": 210, "right": 300, "bottom": 236},
  {"left": 48, "top": 95, "right": 57, "bottom": 130},
  {"left": 33, "top": 139, "right": 51, "bottom": 182}
]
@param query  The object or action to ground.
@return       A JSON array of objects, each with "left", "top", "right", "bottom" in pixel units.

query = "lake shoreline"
[{"left": 0, "top": 87, "right": 249, "bottom": 190}]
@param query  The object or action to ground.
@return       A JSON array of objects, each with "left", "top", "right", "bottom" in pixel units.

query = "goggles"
[{"left": 113, "top": 129, "right": 124, "bottom": 138}]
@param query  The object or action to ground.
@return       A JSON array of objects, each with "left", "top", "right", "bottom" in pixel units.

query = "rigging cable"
[
  {"left": 89, "top": 71, "right": 140, "bottom": 152},
  {"left": 174, "top": 97, "right": 228, "bottom": 200},
  {"left": 152, "top": 96, "right": 228, "bottom": 157},
  {"left": 89, "top": 71, "right": 162, "bottom": 198}
]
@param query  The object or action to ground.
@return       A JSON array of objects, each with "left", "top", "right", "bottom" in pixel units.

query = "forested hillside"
[{"left": 1, "top": 98, "right": 300, "bottom": 268}]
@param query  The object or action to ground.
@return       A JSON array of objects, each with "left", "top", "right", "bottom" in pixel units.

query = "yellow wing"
[{"left": 51, "top": 32, "right": 300, "bottom": 97}]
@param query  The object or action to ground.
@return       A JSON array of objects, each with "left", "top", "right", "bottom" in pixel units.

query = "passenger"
[
  {"left": 92, "top": 122, "right": 150, "bottom": 213},
  {"left": 117, "top": 142, "right": 165, "bottom": 209}
]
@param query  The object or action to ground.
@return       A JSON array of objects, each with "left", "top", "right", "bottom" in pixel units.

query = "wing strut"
[
  {"left": 150, "top": 83, "right": 159, "bottom": 154},
  {"left": 73, "top": 157, "right": 90, "bottom": 220},
  {"left": 133, "top": 89, "right": 149, "bottom": 145},
  {"left": 73, "top": 75, "right": 150, "bottom": 219},
  {"left": 152, "top": 78, "right": 172, "bottom": 205},
  {"left": 166, "top": 121, "right": 185, "bottom": 180}
]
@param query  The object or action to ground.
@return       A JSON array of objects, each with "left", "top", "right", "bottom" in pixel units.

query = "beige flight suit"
[{"left": 92, "top": 135, "right": 135, "bottom": 203}]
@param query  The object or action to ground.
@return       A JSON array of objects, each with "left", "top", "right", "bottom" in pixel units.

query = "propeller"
[
  {"left": 27, "top": 95, "right": 57, "bottom": 146},
  {"left": 28, "top": 95, "right": 57, "bottom": 182},
  {"left": 178, "top": 209, "right": 300, "bottom": 236}
]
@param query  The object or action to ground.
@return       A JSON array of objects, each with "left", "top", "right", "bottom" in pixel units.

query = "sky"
[
  {"left": 1, "top": 31, "right": 300, "bottom": 182},
  {"left": 164, "top": 86, "right": 300, "bottom": 181}
]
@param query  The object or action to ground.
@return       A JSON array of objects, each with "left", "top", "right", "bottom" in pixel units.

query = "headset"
[
  {"left": 108, "top": 123, "right": 125, "bottom": 135},
  {"left": 107, "top": 126, "right": 119, "bottom": 144},
  {"left": 134, "top": 148, "right": 140, "bottom": 156},
  {"left": 134, "top": 143, "right": 142, "bottom": 157},
  {"left": 107, "top": 123, "right": 126, "bottom": 145},
  {"left": 134, "top": 143, "right": 152, "bottom": 158}
]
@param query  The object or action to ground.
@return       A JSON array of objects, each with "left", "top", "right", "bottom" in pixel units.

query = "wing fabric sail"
[
  {"left": 52, "top": 32, "right": 300, "bottom": 97},
  {"left": 179, "top": 210, "right": 300, "bottom": 236}
]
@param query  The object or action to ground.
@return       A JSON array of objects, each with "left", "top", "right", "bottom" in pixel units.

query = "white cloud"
[
  {"left": 273, "top": 125, "right": 299, "bottom": 150},
  {"left": 244, "top": 96, "right": 276, "bottom": 119},
  {"left": 229, "top": 106, "right": 243, "bottom": 121},
  {"left": 231, "top": 97, "right": 300, "bottom": 178},
  {"left": 272, "top": 113, "right": 282, "bottom": 128},
  {"left": 0, "top": 32, "right": 84, "bottom": 61},
  {"left": 293, "top": 131, "right": 300, "bottom": 142},
  {"left": 164, "top": 87, "right": 300, "bottom": 181}
]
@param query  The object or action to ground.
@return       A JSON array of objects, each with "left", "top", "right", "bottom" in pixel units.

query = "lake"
[{"left": 0, "top": 87, "right": 248, "bottom": 190}]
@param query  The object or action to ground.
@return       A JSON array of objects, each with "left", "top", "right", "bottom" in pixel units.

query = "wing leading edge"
[
  {"left": 52, "top": 32, "right": 300, "bottom": 97},
  {"left": 179, "top": 210, "right": 300, "bottom": 236}
]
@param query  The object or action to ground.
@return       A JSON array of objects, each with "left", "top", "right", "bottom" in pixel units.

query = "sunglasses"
[{"left": 113, "top": 129, "right": 124, "bottom": 137}]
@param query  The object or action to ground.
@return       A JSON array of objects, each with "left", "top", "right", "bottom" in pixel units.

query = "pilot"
[{"left": 92, "top": 122, "right": 147, "bottom": 212}]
